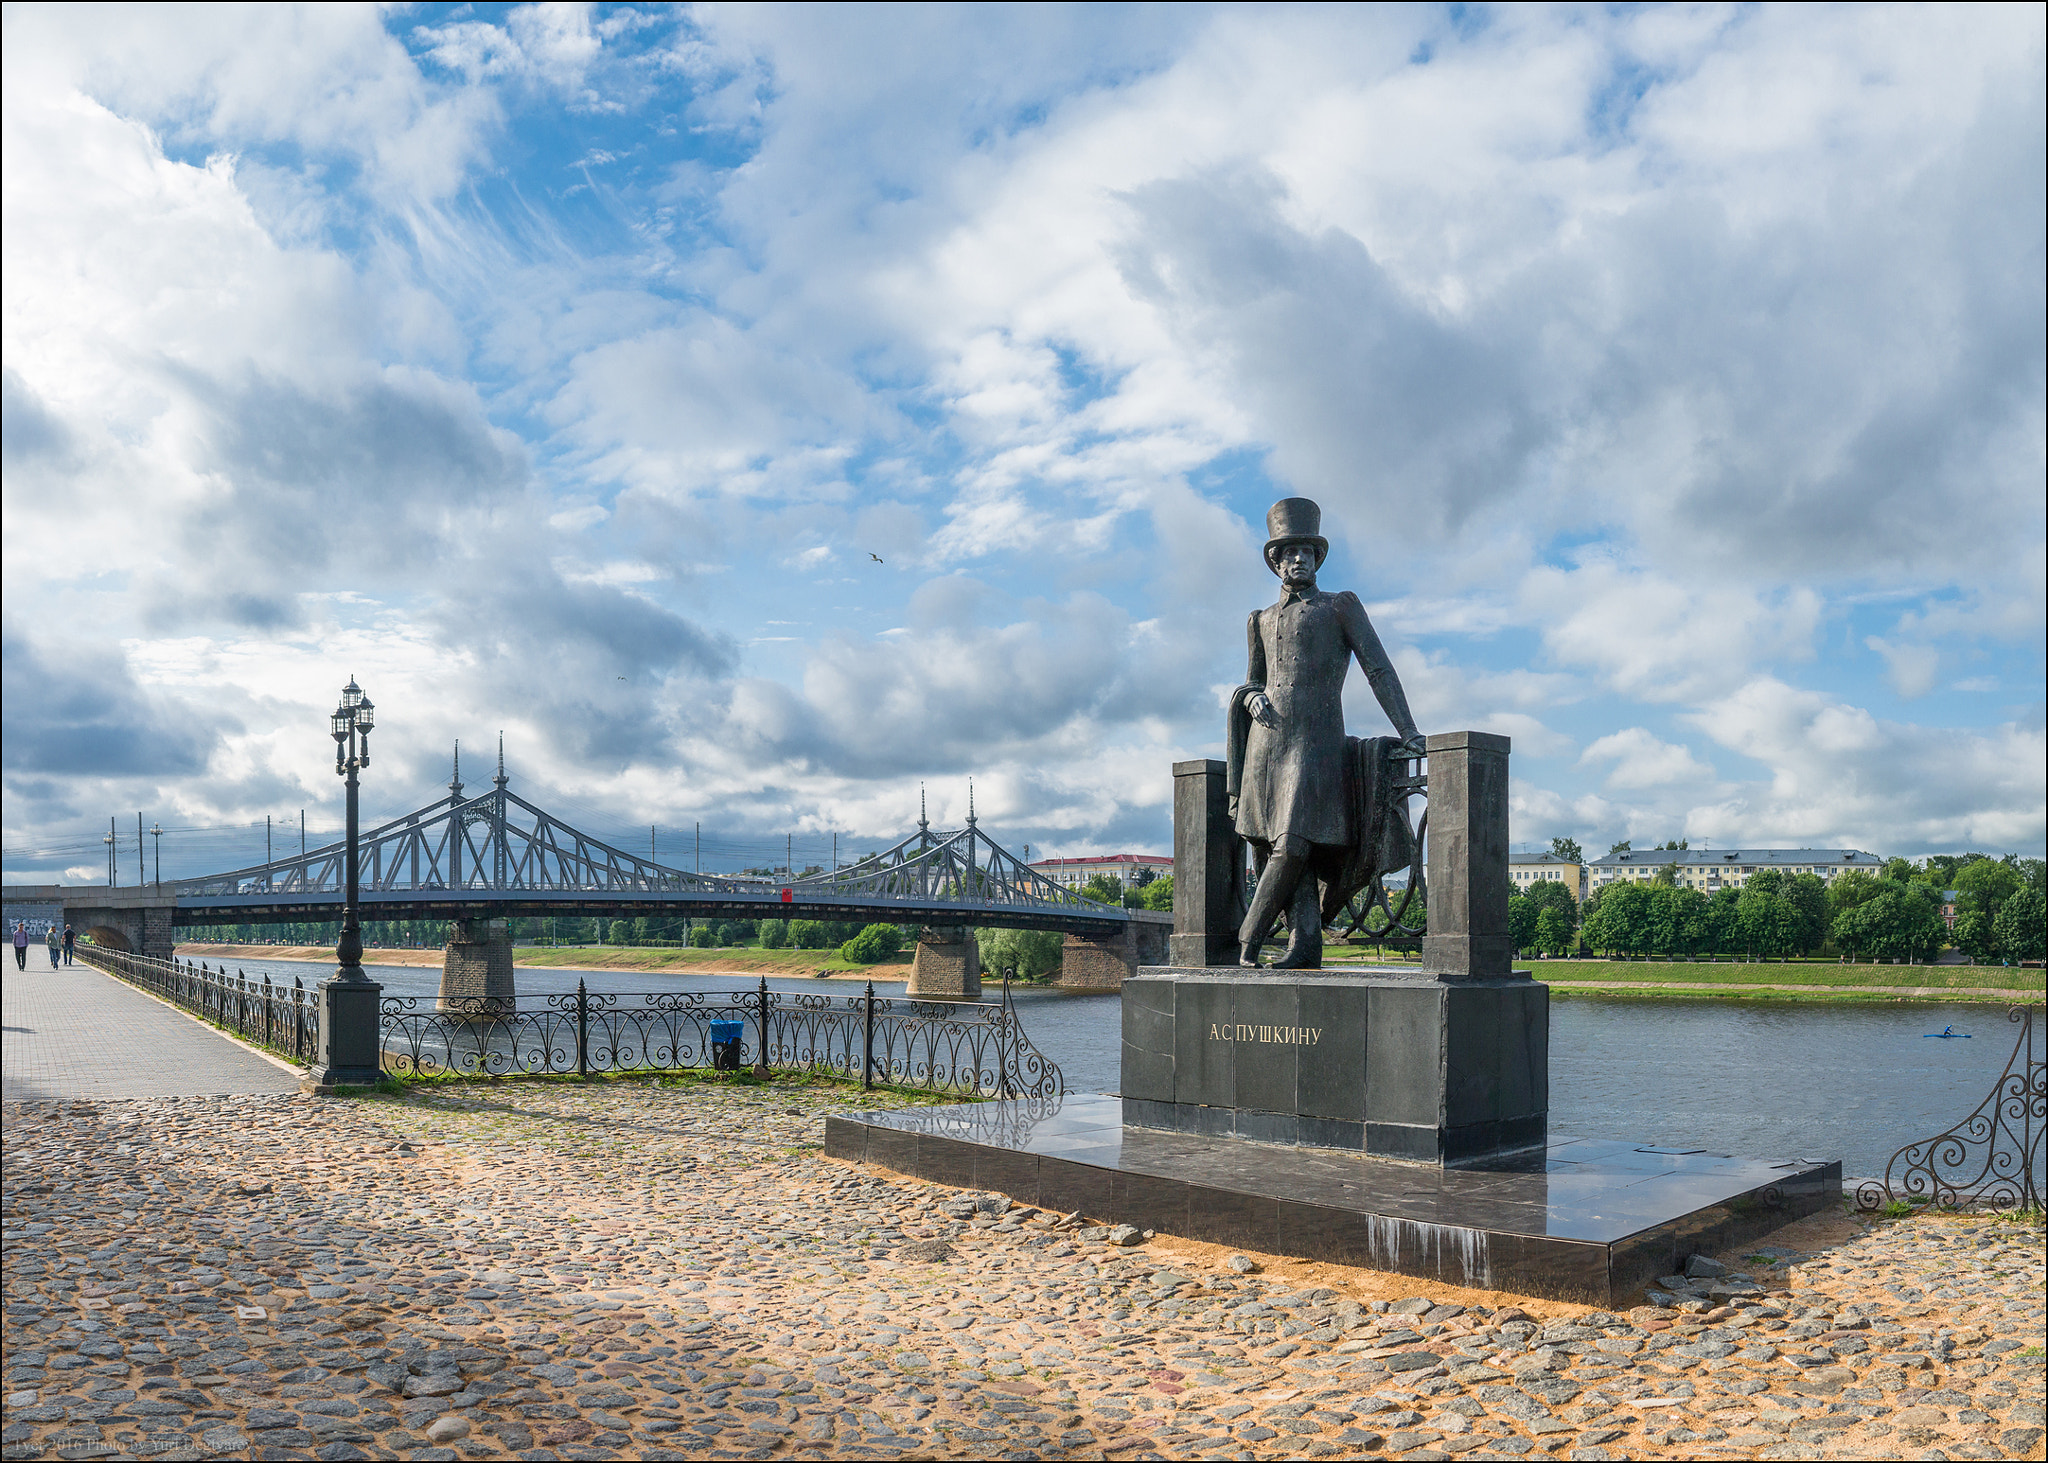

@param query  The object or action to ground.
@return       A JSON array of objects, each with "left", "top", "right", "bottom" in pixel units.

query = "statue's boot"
[
  {"left": 1237, "top": 847, "right": 1306, "bottom": 967},
  {"left": 1269, "top": 879, "right": 1324, "bottom": 969}
]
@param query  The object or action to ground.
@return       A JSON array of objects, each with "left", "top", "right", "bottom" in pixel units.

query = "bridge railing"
[
  {"left": 382, "top": 977, "right": 1062, "bottom": 1100},
  {"left": 74, "top": 945, "right": 318, "bottom": 1066}
]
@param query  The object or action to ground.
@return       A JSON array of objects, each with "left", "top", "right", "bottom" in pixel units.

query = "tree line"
[{"left": 1504, "top": 851, "right": 2045, "bottom": 964}]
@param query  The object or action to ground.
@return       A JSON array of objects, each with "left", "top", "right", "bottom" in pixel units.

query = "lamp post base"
[{"left": 306, "top": 972, "right": 386, "bottom": 1089}]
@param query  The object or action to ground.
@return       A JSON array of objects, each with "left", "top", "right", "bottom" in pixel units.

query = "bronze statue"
[{"left": 1227, "top": 498, "right": 1423, "bottom": 968}]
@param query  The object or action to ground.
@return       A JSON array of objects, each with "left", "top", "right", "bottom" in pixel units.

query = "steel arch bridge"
[{"left": 150, "top": 751, "right": 1133, "bottom": 937}]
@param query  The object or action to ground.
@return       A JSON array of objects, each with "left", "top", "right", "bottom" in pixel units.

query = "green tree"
[
  {"left": 1782, "top": 873, "right": 1830, "bottom": 955},
  {"left": 789, "top": 919, "right": 831, "bottom": 950},
  {"left": 1508, "top": 895, "right": 1538, "bottom": 954},
  {"left": 1666, "top": 886, "right": 1710, "bottom": 956},
  {"left": 1834, "top": 885, "right": 1944, "bottom": 963},
  {"left": 1993, "top": 887, "right": 2046, "bottom": 964},
  {"left": 1549, "top": 837, "right": 1584, "bottom": 865},
  {"left": 1734, "top": 883, "right": 1789, "bottom": 959},
  {"left": 1607, "top": 840, "right": 1632, "bottom": 858},
  {"left": 1585, "top": 882, "right": 1652, "bottom": 956},
  {"left": 1534, "top": 905, "right": 1573, "bottom": 957},
  {"left": 1828, "top": 869, "right": 1882, "bottom": 920},
  {"left": 976, "top": 926, "right": 1065, "bottom": 981},
  {"left": 1950, "top": 907, "right": 1997, "bottom": 963},
  {"left": 1523, "top": 879, "right": 1578, "bottom": 928},
  {"left": 1953, "top": 858, "right": 2022, "bottom": 921},
  {"left": 1881, "top": 856, "right": 1917, "bottom": 883},
  {"left": 1079, "top": 874, "right": 1125, "bottom": 906},
  {"left": 1704, "top": 886, "right": 1741, "bottom": 957},
  {"left": 1653, "top": 861, "right": 1680, "bottom": 887},
  {"left": 606, "top": 919, "right": 631, "bottom": 945},
  {"left": 759, "top": 920, "right": 789, "bottom": 950},
  {"left": 839, "top": 923, "right": 905, "bottom": 964},
  {"left": 1135, "top": 875, "right": 1174, "bottom": 912},
  {"left": 689, "top": 925, "right": 718, "bottom": 948}
]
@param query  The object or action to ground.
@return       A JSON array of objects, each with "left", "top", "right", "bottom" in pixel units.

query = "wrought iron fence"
[
  {"left": 74, "top": 945, "right": 318, "bottom": 1064},
  {"left": 1859, "top": 1004, "right": 2044, "bottom": 1212},
  {"left": 382, "top": 977, "right": 1063, "bottom": 1099}
]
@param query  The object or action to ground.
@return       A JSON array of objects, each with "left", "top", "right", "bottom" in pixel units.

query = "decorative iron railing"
[
  {"left": 381, "top": 977, "right": 1063, "bottom": 1100},
  {"left": 1858, "top": 1005, "right": 2044, "bottom": 1212},
  {"left": 75, "top": 945, "right": 318, "bottom": 1064}
]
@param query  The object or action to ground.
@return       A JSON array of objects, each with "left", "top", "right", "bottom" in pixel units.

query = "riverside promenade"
[
  {"left": 2, "top": 961, "right": 301, "bottom": 1104},
  {"left": 3, "top": 1055, "right": 2044, "bottom": 1461}
]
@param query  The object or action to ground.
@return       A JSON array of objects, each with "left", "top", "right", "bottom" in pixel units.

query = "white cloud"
[
  {"left": 1579, "top": 727, "right": 1719, "bottom": 791},
  {"left": 1865, "top": 636, "right": 1943, "bottom": 699}
]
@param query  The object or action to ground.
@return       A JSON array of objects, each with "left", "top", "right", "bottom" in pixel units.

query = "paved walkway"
[
  {"left": 1, "top": 960, "right": 302, "bottom": 1103},
  {"left": 1, "top": 1078, "right": 2042, "bottom": 1461}
]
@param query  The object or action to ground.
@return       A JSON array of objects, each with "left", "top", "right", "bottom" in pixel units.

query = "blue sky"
[{"left": 3, "top": 2, "right": 2043, "bottom": 884}]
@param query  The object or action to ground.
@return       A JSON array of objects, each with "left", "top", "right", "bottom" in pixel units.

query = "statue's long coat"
[{"left": 1226, "top": 585, "right": 1421, "bottom": 921}]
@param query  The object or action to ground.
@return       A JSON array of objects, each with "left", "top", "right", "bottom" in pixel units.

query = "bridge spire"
[
  {"left": 494, "top": 733, "right": 508, "bottom": 790},
  {"left": 967, "top": 779, "right": 976, "bottom": 828},
  {"left": 918, "top": 784, "right": 928, "bottom": 835},
  {"left": 449, "top": 742, "right": 463, "bottom": 803}
]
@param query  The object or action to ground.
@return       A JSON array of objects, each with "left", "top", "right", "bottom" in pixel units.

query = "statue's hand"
[
  {"left": 1248, "top": 691, "right": 1279, "bottom": 729},
  {"left": 1401, "top": 731, "right": 1427, "bottom": 756}
]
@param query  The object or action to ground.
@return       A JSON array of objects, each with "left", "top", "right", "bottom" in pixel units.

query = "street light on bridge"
[{"left": 309, "top": 675, "right": 385, "bottom": 1089}]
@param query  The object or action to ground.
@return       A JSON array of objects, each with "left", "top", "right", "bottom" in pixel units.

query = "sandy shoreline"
[{"left": 173, "top": 942, "right": 912, "bottom": 981}]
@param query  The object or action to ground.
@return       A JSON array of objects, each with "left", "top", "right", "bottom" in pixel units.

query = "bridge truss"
[{"left": 167, "top": 752, "right": 1124, "bottom": 931}]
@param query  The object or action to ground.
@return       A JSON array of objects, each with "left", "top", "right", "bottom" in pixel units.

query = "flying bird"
[{"left": 869, "top": 552, "right": 884, "bottom": 564}]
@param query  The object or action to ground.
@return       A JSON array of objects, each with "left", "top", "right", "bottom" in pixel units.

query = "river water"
[{"left": 204, "top": 955, "right": 2026, "bottom": 1182}]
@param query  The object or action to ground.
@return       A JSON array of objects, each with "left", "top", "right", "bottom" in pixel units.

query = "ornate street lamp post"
[
  {"left": 330, "top": 678, "right": 375, "bottom": 978},
  {"left": 308, "top": 676, "right": 386, "bottom": 1089}
]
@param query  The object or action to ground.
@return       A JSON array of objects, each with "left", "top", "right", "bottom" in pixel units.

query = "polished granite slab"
[{"left": 825, "top": 1094, "right": 1839, "bottom": 1303}]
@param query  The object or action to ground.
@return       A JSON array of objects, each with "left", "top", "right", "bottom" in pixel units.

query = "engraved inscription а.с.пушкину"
[{"left": 1208, "top": 1023, "right": 1323, "bottom": 1045}]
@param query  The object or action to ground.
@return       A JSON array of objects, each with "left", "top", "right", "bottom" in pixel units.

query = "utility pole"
[
  {"left": 267, "top": 815, "right": 273, "bottom": 889},
  {"left": 787, "top": 833, "right": 793, "bottom": 877},
  {"left": 107, "top": 818, "right": 117, "bottom": 887},
  {"left": 695, "top": 821, "right": 700, "bottom": 875},
  {"left": 651, "top": 824, "right": 656, "bottom": 862},
  {"left": 136, "top": 813, "right": 145, "bottom": 886},
  {"left": 301, "top": 809, "right": 306, "bottom": 856}
]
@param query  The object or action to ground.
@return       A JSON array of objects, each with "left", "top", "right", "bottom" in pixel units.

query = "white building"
[
  {"left": 1508, "top": 852, "right": 1586, "bottom": 903},
  {"left": 1587, "top": 847, "right": 1881, "bottom": 894},
  {"left": 1030, "top": 853, "right": 1171, "bottom": 889}
]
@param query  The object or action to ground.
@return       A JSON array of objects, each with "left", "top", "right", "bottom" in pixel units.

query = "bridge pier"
[
  {"left": 50, "top": 893, "right": 177, "bottom": 961},
  {"left": 906, "top": 925, "right": 981, "bottom": 1000},
  {"left": 440, "top": 918, "right": 517, "bottom": 1019},
  {"left": 1056, "top": 914, "right": 1170, "bottom": 991}
]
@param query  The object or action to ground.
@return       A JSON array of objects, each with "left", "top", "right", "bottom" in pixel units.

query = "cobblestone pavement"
[
  {"left": 3, "top": 1077, "right": 2042, "bottom": 1462},
  {"left": 1, "top": 964, "right": 301, "bottom": 1104}
]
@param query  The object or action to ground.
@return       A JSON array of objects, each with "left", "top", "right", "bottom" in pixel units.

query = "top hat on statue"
[{"left": 1263, "top": 497, "right": 1329, "bottom": 573}]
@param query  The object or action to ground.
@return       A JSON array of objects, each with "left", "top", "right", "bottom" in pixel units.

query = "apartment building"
[
  {"left": 1508, "top": 852, "right": 1587, "bottom": 903},
  {"left": 1587, "top": 847, "right": 1881, "bottom": 894}
]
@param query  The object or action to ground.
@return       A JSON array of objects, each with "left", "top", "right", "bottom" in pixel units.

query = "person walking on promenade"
[
  {"left": 45, "top": 924, "right": 60, "bottom": 968},
  {"left": 11, "top": 922, "right": 27, "bottom": 971},
  {"left": 63, "top": 923, "right": 76, "bottom": 965}
]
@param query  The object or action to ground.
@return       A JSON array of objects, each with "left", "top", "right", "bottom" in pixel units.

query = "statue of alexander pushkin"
[{"left": 1226, "top": 498, "right": 1424, "bottom": 969}]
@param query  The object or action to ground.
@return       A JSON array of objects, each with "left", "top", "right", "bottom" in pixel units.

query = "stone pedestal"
[
  {"left": 1170, "top": 758, "right": 1242, "bottom": 967},
  {"left": 1121, "top": 969, "right": 1548, "bottom": 1164},
  {"left": 907, "top": 926, "right": 981, "bottom": 1000},
  {"left": 439, "top": 917, "right": 516, "bottom": 1019},
  {"left": 1421, "top": 730, "right": 1513, "bottom": 979},
  {"left": 308, "top": 974, "right": 386, "bottom": 1088}
]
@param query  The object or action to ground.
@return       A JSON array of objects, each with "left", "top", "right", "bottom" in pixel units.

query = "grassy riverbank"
[{"left": 1327, "top": 949, "right": 2043, "bottom": 1003}]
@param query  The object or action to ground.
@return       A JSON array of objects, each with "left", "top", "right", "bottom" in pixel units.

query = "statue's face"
[{"left": 1277, "top": 541, "right": 1317, "bottom": 588}]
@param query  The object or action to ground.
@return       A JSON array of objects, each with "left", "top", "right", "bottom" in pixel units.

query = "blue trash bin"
[{"left": 709, "top": 1019, "right": 744, "bottom": 1072}]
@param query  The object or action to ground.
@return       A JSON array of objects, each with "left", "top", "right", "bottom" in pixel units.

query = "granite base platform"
[{"left": 825, "top": 1094, "right": 1840, "bottom": 1304}]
